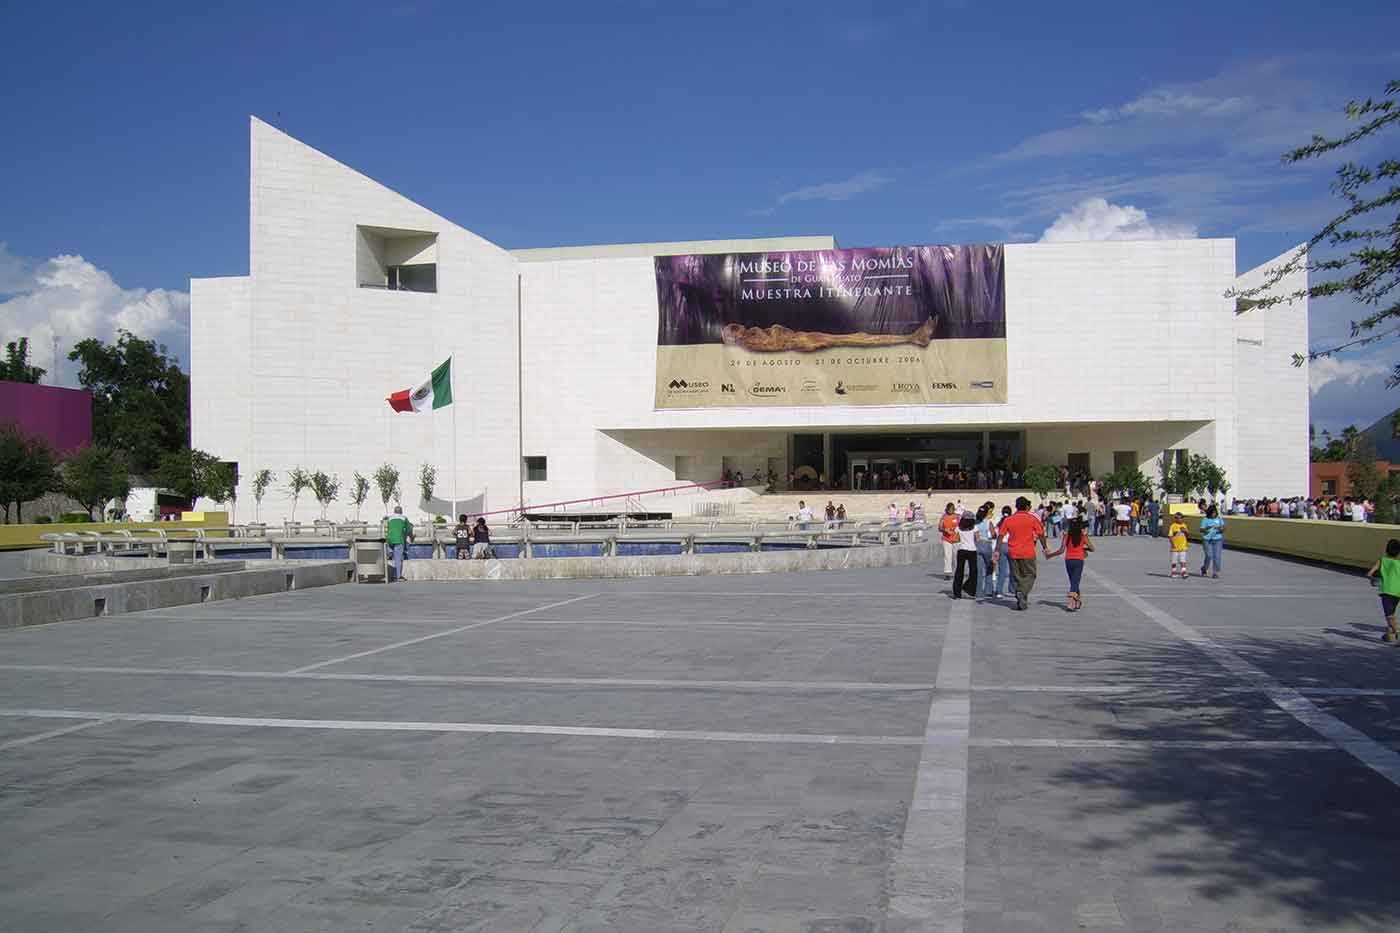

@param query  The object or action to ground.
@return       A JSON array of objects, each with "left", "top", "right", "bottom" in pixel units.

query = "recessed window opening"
[
  {"left": 356, "top": 225, "right": 438, "bottom": 293},
  {"left": 524, "top": 457, "right": 548, "bottom": 482}
]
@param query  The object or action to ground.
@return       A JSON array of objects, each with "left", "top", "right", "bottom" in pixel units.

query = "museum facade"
[{"left": 189, "top": 118, "right": 1309, "bottom": 522}]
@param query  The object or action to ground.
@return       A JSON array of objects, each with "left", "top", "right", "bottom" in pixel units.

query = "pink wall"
[{"left": 0, "top": 382, "right": 93, "bottom": 455}]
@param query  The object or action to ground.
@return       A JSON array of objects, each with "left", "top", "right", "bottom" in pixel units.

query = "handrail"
[{"left": 475, "top": 479, "right": 735, "bottom": 521}]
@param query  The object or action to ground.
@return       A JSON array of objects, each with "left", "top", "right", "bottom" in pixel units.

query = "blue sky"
[{"left": 1, "top": 0, "right": 1396, "bottom": 435}]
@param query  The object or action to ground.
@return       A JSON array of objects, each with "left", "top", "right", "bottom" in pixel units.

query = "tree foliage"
[
  {"left": 1022, "top": 465, "right": 1059, "bottom": 501},
  {"left": 373, "top": 463, "right": 400, "bottom": 513},
  {"left": 1099, "top": 466, "right": 1153, "bottom": 501},
  {"left": 63, "top": 446, "right": 131, "bottom": 520},
  {"left": 350, "top": 472, "right": 370, "bottom": 520},
  {"left": 418, "top": 462, "right": 437, "bottom": 505},
  {"left": 68, "top": 330, "right": 189, "bottom": 473},
  {"left": 1, "top": 338, "right": 45, "bottom": 383},
  {"left": 251, "top": 469, "right": 275, "bottom": 521},
  {"left": 309, "top": 470, "right": 341, "bottom": 520},
  {"left": 286, "top": 467, "right": 311, "bottom": 521},
  {"left": 1346, "top": 436, "right": 1383, "bottom": 500},
  {"left": 153, "top": 448, "right": 231, "bottom": 503},
  {"left": 0, "top": 422, "right": 59, "bottom": 523},
  {"left": 1230, "top": 79, "right": 1399, "bottom": 381}
]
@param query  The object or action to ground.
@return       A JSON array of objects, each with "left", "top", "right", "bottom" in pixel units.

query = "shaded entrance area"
[{"left": 789, "top": 431, "right": 1027, "bottom": 490}]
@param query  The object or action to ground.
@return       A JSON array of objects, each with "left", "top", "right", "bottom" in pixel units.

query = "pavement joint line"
[
  {"left": 1086, "top": 566, "right": 1400, "bottom": 788},
  {"left": 503, "top": 618, "right": 927, "bottom": 629},
  {"left": 0, "top": 663, "right": 936, "bottom": 693},
  {"left": 0, "top": 716, "right": 117, "bottom": 752},
  {"left": 0, "top": 709, "right": 1365, "bottom": 752},
  {"left": 283, "top": 593, "right": 599, "bottom": 674},
  {"left": 0, "top": 708, "right": 926, "bottom": 746},
  {"left": 888, "top": 597, "right": 970, "bottom": 931}
]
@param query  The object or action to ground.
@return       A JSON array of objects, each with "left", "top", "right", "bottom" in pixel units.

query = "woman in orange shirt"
[{"left": 1045, "top": 516, "right": 1095, "bottom": 611}]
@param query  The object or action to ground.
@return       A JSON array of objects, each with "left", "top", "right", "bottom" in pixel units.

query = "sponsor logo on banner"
[
  {"left": 721, "top": 383, "right": 735, "bottom": 393},
  {"left": 930, "top": 382, "right": 960, "bottom": 390},
  {"left": 749, "top": 383, "right": 786, "bottom": 397},
  {"left": 970, "top": 380, "right": 995, "bottom": 389},
  {"left": 801, "top": 379, "right": 820, "bottom": 393},
  {"left": 834, "top": 381, "right": 847, "bottom": 395},
  {"left": 666, "top": 378, "right": 710, "bottom": 395},
  {"left": 890, "top": 382, "right": 920, "bottom": 394}
]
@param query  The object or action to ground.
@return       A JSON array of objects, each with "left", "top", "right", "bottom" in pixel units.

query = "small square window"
[
  {"left": 524, "top": 456, "right": 547, "bottom": 482},
  {"left": 1113, "top": 451, "right": 1138, "bottom": 471}
]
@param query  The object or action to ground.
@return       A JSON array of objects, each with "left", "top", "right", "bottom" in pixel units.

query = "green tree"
[
  {"left": 350, "top": 472, "right": 370, "bottom": 520},
  {"left": 1023, "top": 465, "right": 1059, "bottom": 501},
  {"left": 0, "top": 338, "right": 46, "bottom": 383},
  {"left": 418, "top": 462, "right": 437, "bottom": 506},
  {"left": 309, "top": 471, "right": 341, "bottom": 520},
  {"left": 63, "top": 446, "right": 131, "bottom": 520},
  {"left": 251, "top": 469, "right": 275, "bottom": 522},
  {"left": 68, "top": 330, "right": 189, "bottom": 473},
  {"left": 1100, "top": 466, "right": 1152, "bottom": 501},
  {"left": 373, "top": 463, "right": 400, "bottom": 514},
  {"left": 1230, "top": 79, "right": 1399, "bottom": 381},
  {"left": 1191, "top": 455, "right": 1231, "bottom": 502},
  {"left": 286, "top": 467, "right": 311, "bottom": 522},
  {"left": 153, "top": 448, "right": 229, "bottom": 503},
  {"left": 1346, "top": 436, "right": 1383, "bottom": 500},
  {"left": 0, "top": 423, "right": 59, "bottom": 523}
]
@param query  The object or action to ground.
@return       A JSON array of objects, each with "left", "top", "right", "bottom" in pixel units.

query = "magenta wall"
[{"left": 0, "top": 382, "right": 93, "bottom": 455}]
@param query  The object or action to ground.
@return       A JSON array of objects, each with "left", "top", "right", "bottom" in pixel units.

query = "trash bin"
[{"left": 353, "top": 536, "right": 388, "bottom": 583}]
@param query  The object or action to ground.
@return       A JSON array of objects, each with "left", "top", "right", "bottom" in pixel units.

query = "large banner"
[{"left": 654, "top": 244, "right": 1006, "bottom": 408}]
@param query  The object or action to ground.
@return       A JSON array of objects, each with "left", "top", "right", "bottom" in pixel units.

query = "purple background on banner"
[
  {"left": 0, "top": 382, "right": 93, "bottom": 455},
  {"left": 655, "top": 244, "right": 1004, "bottom": 345}
]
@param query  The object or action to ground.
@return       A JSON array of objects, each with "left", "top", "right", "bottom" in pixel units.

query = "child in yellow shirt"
[{"left": 1168, "top": 514, "right": 1190, "bottom": 579}]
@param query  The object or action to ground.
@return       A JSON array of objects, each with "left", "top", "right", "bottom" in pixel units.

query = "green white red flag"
[{"left": 387, "top": 357, "right": 453, "bottom": 412}]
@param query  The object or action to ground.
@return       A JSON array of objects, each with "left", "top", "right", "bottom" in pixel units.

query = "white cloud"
[
  {"left": 1038, "top": 197, "right": 1197, "bottom": 243},
  {"left": 778, "top": 170, "right": 891, "bottom": 205},
  {"left": 1308, "top": 355, "right": 1390, "bottom": 394},
  {"left": 0, "top": 243, "right": 189, "bottom": 386},
  {"left": 1082, "top": 89, "right": 1248, "bottom": 125}
]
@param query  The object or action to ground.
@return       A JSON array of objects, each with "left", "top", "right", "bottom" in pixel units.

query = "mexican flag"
[{"left": 387, "top": 357, "right": 453, "bottom": 412}]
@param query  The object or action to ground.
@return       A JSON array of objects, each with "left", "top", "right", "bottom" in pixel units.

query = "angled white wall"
[{"left": 192, "top": 117, "right": 520, "bottom": 523}]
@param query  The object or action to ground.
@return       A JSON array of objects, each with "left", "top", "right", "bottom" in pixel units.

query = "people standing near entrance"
[
  {"left": 952, "top": 513, "right": 979, "bottom": 599},
  {"left": 998, "top": 497, "right": 1047, "bottom": 611},
  {"left": 824, "top": 501, "right": 837, "bottom": 527},
  {"left": 836, "top": 503, "right": 847, "bottom": 522},
  {"left": 938, "top": 503, "right": 960, "bottom": 580},
  {"left": 1199, "top": 505, "right": 1225, "bottom": 578},
  {"left": 1146, "top": 496, "right": 1160, "bottom": 537},
  {"left": 1045, "top": 517, "right": 1094, "bottom": 611},
  {"left": 796, "top": 500, "right": 814, "bottom": 530},
  {"left": 386, "top": 505, "right": 413, "bottom": 582},
  {"left": 1167, "top": 513, "right": 1190, "bottom": 579},
  {"left": 1365, "top": 539, "right": 1400, "bottom": 643},
  {"left": 1113, "top": 499, "right": 1131, "bottom": 535},
  {"left": 975, "top": 505, "right": 998, "bottom": 598}
]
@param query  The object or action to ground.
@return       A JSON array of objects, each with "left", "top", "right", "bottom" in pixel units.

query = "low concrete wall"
[
  {"left": 0, "top": 513, "right": 231, "bottom": 551},
  {"left": 1180, "top": 514, "right": 1398, "bottom": 570},
  {"left": 0, "top": 560, "right": 353, "bottom": 629},
  {"left": 402, "top": 541, "right": 935, "bottom": 581},
  {"left": 4, "top": 560, "right": 246, "bottom": 594}
]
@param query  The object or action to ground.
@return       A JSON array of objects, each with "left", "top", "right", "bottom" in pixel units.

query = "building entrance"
[{"left": 832, "top": 431, "right": 1025, "bottom": 491}]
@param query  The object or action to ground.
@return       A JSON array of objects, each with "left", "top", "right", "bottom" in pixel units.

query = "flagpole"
[{"left": 451, "top": 356, "right": 459, "bottom": 520}]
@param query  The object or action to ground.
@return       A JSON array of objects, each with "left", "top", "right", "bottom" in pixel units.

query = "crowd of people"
[{"left": 1227, "top": 496, "right": 1375, "bottom": 522}]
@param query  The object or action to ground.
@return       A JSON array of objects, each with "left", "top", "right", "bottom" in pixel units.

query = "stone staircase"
[{"left": 714, "top": 489, "right": 1042, "bottom": 522}]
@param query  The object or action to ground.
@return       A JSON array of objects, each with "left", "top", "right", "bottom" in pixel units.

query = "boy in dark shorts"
[{"left": 1365, "top": 538, "right": 1400, "bottom": 643}]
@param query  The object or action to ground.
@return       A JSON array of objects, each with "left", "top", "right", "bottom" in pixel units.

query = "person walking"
[
  {"left": 1167, "top": 512, "right": 1190, "bottom": 579},
  {"left": 995, "top": 504, "right": 1014, "bottom": 599},
  {"left": 975, "top": 505, "right": 998, "bottom": 598},
  {"left": 1365, "top": 538, "right": 1400, "bottom": 644},
  {"left": 796, "top": 500, "right": 814, "bottom": 530},
  {"left": 1045, "top": 516, "right": 1094, "bottom": 611},
  {"left": 1199, "top": 504, "right": 1225, "bottom": 578},
  {"left": 998, "top": 496, "right": 1047, "bottom": 611},
  {"left": 938, "top": 503, "right": 960, "bottom": 580},
  {"left": 386, "top": 505, "right": 413, "bottom": 582},
  {"left": 952, "top": 513, "right": 980, "bottom": 599}
]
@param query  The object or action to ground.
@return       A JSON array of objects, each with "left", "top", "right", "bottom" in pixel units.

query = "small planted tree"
[
  {"left": 419, "top": 462, "right": 437, "bottom": 510},
  {"left": 309, "top": 470, "right": 341, "bottom": 521},
  {"left": 1023, "top": 465, "right": 1059, "bottom": 502},
  {"left": 286, "top": 466, "right": 311, "bottom": 521},
  {"left": 252, "top": 469, "right": 275, "bottom": 522},
  {"left": 1346, "top": 437, "right": 1383, "bottom": 501},
  {"left": 0, "top": 422, "right": 59, "bottom": 523},
  {"left": 351, "top": 472, "right": 370, "bottom": 520},
  {"left": 63, "top": 446, "right": 131, "bottom": 520},
  {"left": 373, "top": 463, "right": 400, "bottom": 515}
]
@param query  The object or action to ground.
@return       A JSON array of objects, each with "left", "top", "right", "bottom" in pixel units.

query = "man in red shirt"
[
  {"left": 937, "top": 503, "right": 961, "bottom": 580},
  {"left": 998, "top": 496, "right": 1048, "bottom": 611}
]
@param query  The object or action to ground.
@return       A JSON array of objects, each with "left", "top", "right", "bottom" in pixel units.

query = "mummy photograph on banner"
[{"left": 654, "top": 244, "right": 1007, "bottom": 408}]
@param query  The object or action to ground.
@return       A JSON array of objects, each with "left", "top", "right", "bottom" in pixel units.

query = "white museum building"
[{"left": 189, "top": 118, "right": 1309, "bottom": 522}]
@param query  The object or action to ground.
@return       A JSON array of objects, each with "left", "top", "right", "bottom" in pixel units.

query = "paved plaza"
[{"left": 1, "top": 536, "right": 1398, "bottom": 931}]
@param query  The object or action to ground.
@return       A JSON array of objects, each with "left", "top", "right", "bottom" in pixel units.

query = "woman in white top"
[{"left": 952, "top": 514, "right": 981, "bottom": 599}]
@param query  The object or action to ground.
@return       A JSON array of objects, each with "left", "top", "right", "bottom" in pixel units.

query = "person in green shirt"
[
  {"left": 1364, "top": 538, "right": 1400, "bottom": 643},
  {"left": 385, "top": 505, "right": 414, "bottom": 583}
]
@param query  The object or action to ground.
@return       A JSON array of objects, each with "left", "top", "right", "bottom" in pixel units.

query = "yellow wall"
[
  {"left": 0, "top": 512, "right": 231, "bottom": 551},
  {"left": 1180, "top": 514, "right": 1396, "bottom": 570}
]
